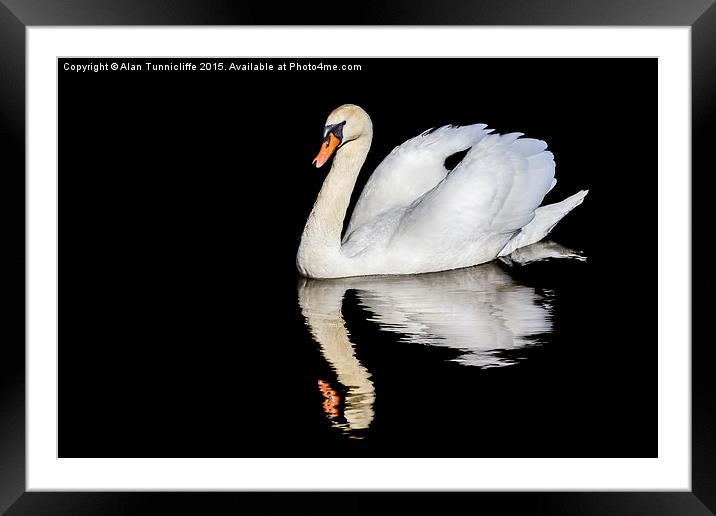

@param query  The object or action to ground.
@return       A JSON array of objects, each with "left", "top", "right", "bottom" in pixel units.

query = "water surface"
[{"left": 298, "top": 241, "right": 581, "bottom": 439}]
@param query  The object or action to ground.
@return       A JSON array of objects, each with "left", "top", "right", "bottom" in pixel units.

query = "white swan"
[{"left": 297, "top": 104, "right": 588, "bottom": 279}]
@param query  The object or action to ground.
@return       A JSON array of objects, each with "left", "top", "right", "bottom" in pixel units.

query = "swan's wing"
[
  {"left": 393, "top": 132, "right": 556, "bottom": 257},
  {"left": 344, "top": 124, "right": 491, "bottom": 239},
  {"left": 498, "top": 189, "right": 589, "bottom": 256}
]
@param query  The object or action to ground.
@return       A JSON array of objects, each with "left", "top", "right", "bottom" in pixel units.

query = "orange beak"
[{"left": 313, "top": 133, "right": 341, "bottom": 168}]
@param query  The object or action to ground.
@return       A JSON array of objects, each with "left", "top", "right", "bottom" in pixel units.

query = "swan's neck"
[{"left": 298, "top": 134, "right": 372, "bottom": 277}]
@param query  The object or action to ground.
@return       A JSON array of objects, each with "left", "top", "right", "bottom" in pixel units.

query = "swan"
[{"left": 297, "top": 104, "right": 588, "bottom": 279}]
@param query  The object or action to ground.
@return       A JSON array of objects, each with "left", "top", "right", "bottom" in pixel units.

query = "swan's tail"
[{"left": 498, "top": 189, "right": 589, "bottom": 257}]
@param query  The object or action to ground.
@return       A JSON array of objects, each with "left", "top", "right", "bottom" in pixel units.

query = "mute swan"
[{"left": 297, "top": 104, "right": 588, "bottom": 279}]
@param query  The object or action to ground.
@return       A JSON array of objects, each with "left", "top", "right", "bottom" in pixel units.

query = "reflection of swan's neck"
[
  {"left": 298, "top": 133, "right": 372, "bottom": 277},
  {"left": 297, "top": 280, "right": 375, "bottom": 433}
]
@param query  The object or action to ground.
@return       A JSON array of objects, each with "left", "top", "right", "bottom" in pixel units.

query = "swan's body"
[{"left": 297, "top": 104, "right": 588, "bottom": 279}]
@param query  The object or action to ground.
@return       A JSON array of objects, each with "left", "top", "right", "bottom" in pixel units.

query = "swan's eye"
[
  {"left": 323, "top": 121, "right": 346, "bottom": 143},
  {"left": 314, "top": 123, "right": 345, "bottom": 168}
]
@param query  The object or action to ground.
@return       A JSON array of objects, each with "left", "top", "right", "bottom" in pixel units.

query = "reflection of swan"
[
  {"left": 297, "top": 104, "right": 588, "bottom": 279},
  {"left": 297, "top": 279, "right": 375, "bottom": 437},
  {"left": 298, "top": 241, "right": 581, "bottom": 436}
]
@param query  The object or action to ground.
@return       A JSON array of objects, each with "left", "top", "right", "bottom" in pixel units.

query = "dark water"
[
  {"left": 299, "top": 244, "right": 575, "bottom": 439},
  {"left": 59, "top": 230, "right": 655, "bottom": 458},
  {"left": 58, "top": 57, "right": 656, "bottom": 458}
]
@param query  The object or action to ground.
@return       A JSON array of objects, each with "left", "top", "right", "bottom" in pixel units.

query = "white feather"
[
  {"left": 297, "top": 104, "right": 588, "bottom": 278},
  {"left": 498, "top": 189, "right": 589, "bottom": 256},
  {"left": 344, "top": 124, "right": 491, "bottom": 237},
  {"left": 344, "top": 132, "right": 558, "bottom": 273}
]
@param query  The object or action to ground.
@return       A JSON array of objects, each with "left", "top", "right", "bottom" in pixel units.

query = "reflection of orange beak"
[{"left": 313, "top": 133, "right": 341, "bottom": 168}]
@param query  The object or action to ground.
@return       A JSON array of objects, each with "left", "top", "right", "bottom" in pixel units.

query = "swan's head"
[{"left": 313, "top": 104, "right": 372, "bottom": 168}]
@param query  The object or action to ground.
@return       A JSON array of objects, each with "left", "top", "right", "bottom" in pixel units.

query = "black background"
[{"left": 58, "top": 58, "right": 656, "bottom": 458}]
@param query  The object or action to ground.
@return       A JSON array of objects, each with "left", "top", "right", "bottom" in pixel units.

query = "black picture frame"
[{"left": 0, "top": 1, "right": 708, "bottom": 514}]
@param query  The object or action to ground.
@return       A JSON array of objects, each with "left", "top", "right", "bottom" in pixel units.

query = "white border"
[{"left": 27, "top": 27, "right": 690, "bottom": 491}]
